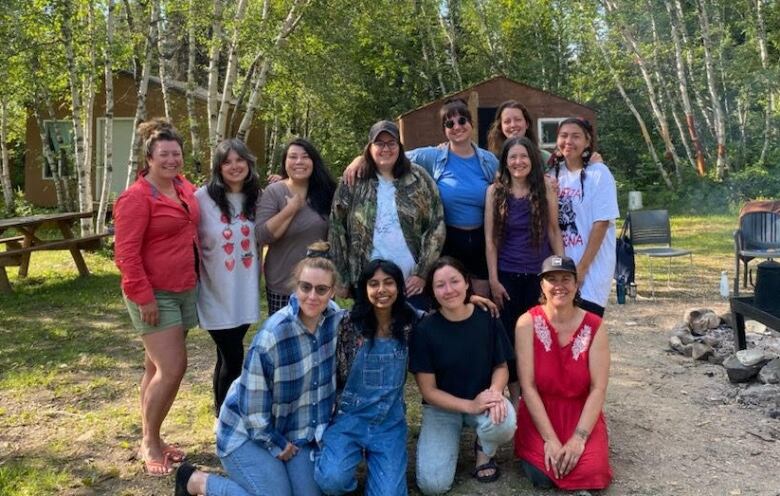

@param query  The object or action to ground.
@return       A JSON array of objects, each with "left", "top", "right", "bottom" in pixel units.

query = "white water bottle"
[{"left": 719, "top": 271, "right": 729, "bottom": 299}]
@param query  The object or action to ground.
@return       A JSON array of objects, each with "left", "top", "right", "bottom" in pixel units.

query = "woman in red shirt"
[{"left": 114, "top": 118, "right": 200, "bottom": 476}]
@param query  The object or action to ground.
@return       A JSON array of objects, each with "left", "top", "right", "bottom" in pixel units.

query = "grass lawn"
[{"left": 0, "top": 214, "right": 740, "bottom": 495}]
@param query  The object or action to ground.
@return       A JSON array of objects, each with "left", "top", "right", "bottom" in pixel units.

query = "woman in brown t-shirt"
[{"left": 256, "top": 138, "right": 337, "bottom": 314}]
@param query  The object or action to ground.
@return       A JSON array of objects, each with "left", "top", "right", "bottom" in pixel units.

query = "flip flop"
[
  {"left": 162, "top": 445, "right": 186, "bottom": 463},
  {"left": 143, "top": 456, "right": 173, "bottom": 477}
]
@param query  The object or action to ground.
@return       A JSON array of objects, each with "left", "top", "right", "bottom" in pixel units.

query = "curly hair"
[
  {"left": 549, "top": 118, "right": 594, "bottom": 200},
  {"left": 207, "top": 138, "right": 261, "bottom": 221},
  {"left": 492, "top": 136, "right": 549, "bottom": 249},
  {"left": 486, "top": 100, "right": 538, "bottom": 156}
]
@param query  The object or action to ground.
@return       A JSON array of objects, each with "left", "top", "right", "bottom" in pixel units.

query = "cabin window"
[
  {"left": 42, "top": 120, "right": 74, "bottom": 179},
  {"left": 538, "top": 118, "right": 567, "bottom": 150}
]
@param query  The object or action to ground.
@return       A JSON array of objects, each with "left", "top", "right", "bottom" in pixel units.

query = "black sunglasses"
[{"left": 444, "top": 116, "right": 469, "bottom": 129}]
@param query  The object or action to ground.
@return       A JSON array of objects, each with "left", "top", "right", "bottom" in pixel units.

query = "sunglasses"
[
  {"left": 444, "top": 116, "right": 469, "bottom": 129},
  {"left": 297, "top": 281, "right": 332, "bottom": 296}
]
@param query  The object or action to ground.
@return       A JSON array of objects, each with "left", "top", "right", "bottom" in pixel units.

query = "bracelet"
[{"left": 574, "top": 427, "right": 589, "bottom": 441}]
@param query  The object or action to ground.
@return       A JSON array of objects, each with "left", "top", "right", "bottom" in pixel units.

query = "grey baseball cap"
[
  {"left": 539, "top": 255, "right": 578, "bottom": 278},
  {"left": 368, "top": 120, "right": 400, "bottom": 143}
]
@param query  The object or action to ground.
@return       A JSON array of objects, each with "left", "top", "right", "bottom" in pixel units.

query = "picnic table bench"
[
  {"left": 0, "top": 211, "right": 110, "bottom": 293},
  {"left": 729, "top": 296, "right": 780, "bottom": 351}
]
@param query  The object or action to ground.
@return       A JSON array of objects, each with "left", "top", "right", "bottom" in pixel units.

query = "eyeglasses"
[
  {"left": 444, "top": 116, "right": 469, "bottom": 129},
  {"left": 372, "top": 140, "right": 398, "bottom": 150},
  {"left": 297, "top": 281, "right": 332, "bottom": 296}
]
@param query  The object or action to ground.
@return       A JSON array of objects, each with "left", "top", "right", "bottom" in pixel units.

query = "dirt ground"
[{"left": 4, "top": 296, "right": 780, "bottom": 495}]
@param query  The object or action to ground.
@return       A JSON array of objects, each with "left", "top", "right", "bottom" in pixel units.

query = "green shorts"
[{"left": 124, "top": 288, "right": 199, "bottom": 334}]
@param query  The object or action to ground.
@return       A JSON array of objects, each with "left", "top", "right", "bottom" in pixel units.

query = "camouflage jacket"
[{"left": 328, "top": 163, "right": 445, "bottom": 290}]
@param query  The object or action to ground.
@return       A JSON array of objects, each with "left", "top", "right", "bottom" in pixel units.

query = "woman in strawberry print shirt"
[
  {"left": 114, "top": 118, "right": 200, "bottom": 476},
  {"left": 195, "top": 138, "right": 262, "bottom": 417}
]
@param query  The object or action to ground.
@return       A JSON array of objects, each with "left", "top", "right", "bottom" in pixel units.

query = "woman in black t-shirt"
[{"left": 410, "top": 257, "right": 516, "bottom": 494}]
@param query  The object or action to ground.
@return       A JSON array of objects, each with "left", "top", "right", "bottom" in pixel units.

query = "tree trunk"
[
  {"left": 236, "top": 0, "right": 311, "bottom": 142},
  {"left": 664, "top": 0, "right": 706, "bottom": 175},
  {"left": 206, "top": 0, "right": 224, "bottom": 160},
  {"left": 596, "top": 37, "right": 674, "bottom": 190},
  {"left": 125, "top": 0, "right": 159, "bottom": 189},
  {"left": 228, "top": 52, "right": 261, "bottom": 137},
  {"left": 696, "top": 0, "right": 728, "bottom": 179},
  {"left": 215, "top": 0, "right": 249, "bottom": 144},
  {"left": 97, "top": 0, "right": 115, "bottom": 234},
  {"left": 156, "top": 0, "right": 172, "bottom": 120},
  {"left": 439, "top": 0, "right": 463, "bottom": 89},
  {"left": 755, "top": 0, "right": 773, "bottom": 164},
  {"left": 61, "top": 0, "right": 93, "bottom": 233},
  {"left": 0, "top": 97, "right": 14, "bottom": 214},
  {"left": 603, "top": 1, "right": 682, "bottom": 179},
  {"left": 186, "top": 0, "right": 203, "bottom": 173}
]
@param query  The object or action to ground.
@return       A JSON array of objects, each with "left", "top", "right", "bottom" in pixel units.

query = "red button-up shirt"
[{"left": 114, "top": 175, "right": 201, "bottom": 304}]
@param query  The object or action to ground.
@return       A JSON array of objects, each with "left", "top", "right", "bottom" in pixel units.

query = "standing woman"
[
  {"left": 257, "top": 138, "right": 336, "bottom": 315},
  {"left": 410, "top": 257, "right": 516, "bottom": 494},
  {"left": 329, "top": 120, "right": 445, "bottom": 305},
  {"left": 551, "top": 118, "right": 619, "bottom": 316},
  {"left": 341, "top": 100, "right": 497, "bottom": 296},
  {"left": 114, "top": 118, "right": 200, "bottom": 476},
  {"left": 176, "top": 242, "right": 342, "bottom": 496},
  {"left": 315, "top": 259, "right": 421, "bottom": 496},
  {"left": 195, "top": 138, "right": 262, "bottom": 416},
  {"left": 484, "top": 136, "right": 563, "bottom": 407},
  {"left": 486, "top": 100, "right": 551, "bottom": 163},
  {"left": 514, "top": 255, "right": 612, "bottom": 490}
]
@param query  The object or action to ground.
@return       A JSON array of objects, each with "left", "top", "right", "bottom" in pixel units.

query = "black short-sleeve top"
[{"left": 409, "top": 306, "right": 513, "bottom": 401}]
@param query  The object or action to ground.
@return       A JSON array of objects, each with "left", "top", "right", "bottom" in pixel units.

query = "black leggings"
[{"left": 207, "top": 324, "right": 250, "bottom": 416}]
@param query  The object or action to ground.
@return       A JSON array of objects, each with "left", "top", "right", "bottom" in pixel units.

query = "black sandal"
[
  {"left": 472, "top": 441, "right": 501, "bottom": 483},
  {"left": 174, "top": 462, "right": 197, "bottom": 496}
]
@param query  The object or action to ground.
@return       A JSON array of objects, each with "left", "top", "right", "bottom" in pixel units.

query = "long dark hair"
[
  {"left": 493, "top": 136, "right": 549, "bottom": 248},
  {"left": 207, "top": 138, "right": 261, "bottom": 221},
  {"left": 351, "top": 259, "right": 417, "bottom": 344},
  {"left": 424, "top": 256, "right": 474, "bottom": 310},
  {"left": 486, "top": 100, "right": 538, "bottom": 156},
  {"left": 550, "top": 118, "right": 595, "bottom": 200},
  {"left": 279, "top": 138, "right": 337, "bottom": 218}
]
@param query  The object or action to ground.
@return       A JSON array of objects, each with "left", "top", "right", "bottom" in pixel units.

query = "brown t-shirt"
[{"left": 256, "top": 181, "right": 329, "bottom": 294}]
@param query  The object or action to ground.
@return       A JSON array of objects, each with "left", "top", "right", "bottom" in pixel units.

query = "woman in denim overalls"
[{"left": 315, "top": 259, "right": 422, "bottom": 495}]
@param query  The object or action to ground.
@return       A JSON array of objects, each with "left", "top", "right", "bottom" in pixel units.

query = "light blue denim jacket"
[{"left": 405, "top": 143, "right": 499, "bottom": 184}]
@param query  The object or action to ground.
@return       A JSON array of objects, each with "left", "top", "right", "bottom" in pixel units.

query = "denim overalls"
[{"left": 315, "top": 337, "right": 409, "bottom": 496}]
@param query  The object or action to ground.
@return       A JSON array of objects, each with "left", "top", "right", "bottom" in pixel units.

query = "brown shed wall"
[
  {"left": 25, "top": 73, "right": 264, "bottom": 207},
  {"left": 398, "top": 76, "right": 596, "bottom": 150}
]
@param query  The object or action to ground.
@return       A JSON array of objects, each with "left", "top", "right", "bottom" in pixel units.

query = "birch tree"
[
  {"left": 0, "top": 98, "right": 14, "bottom": 214},
  {"left": 214, "top": 0, "right": 249, "bottom": 146},
  {"left": 97, "top": 0, "right": 115, "bottom": 234},
  {"left": 186, "top": 0, "right": 203, "bottom": 173},
  {"left": 206, "top": 0, "right": 224, "bottom": 154},
  {"left": 157, "top": 0, "right": 172, "bottom": 120},
  {"left": 754, "top": 0, "right": 774, "bottom": 164}
]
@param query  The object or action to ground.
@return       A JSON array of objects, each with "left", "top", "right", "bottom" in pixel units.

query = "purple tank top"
[{"left": 497, "top": 196, "right": 552, "bottom": 274}]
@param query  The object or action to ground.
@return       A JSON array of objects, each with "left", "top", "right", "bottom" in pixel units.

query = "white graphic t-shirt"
[
  {"left": 556, "top": 162, "right": 619, "bottom": 307},
  {"left": 370, "top": 176, "right": 416, "bottom": 278}
]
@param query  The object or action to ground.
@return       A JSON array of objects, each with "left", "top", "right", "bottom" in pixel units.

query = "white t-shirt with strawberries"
[
  {"left": 196, "top": 187, "right": 261, "bottom": 330},
  {"left": 556, "top": 162, "right": 619, "bottom": 307}
]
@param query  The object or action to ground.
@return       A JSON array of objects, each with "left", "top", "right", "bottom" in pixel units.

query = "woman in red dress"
[{"left": 514, "top": 255, "right": 612, "bottom": 490}]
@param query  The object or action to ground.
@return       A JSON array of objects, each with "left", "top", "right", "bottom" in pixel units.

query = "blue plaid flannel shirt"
[{"left": 216, "top": 294, "right": 345, "bottom": 457}]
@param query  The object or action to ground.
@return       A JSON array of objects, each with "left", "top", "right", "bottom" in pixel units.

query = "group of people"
[{"left": 113, "top": 96, "right": 617, "bottom": 496}]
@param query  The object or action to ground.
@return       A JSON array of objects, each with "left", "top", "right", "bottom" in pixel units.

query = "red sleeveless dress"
[{"left": 514, "top": 306, "right": 612, "bottom": 490}]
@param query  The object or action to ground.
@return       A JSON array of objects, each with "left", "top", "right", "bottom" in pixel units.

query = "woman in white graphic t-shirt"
[{"left": 549, "top": 118, "right": 619, "bottom": 317}]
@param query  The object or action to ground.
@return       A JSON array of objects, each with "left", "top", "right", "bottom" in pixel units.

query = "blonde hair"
[
  {"left": 289, "top": 241, "right": 339, "bottom": 289},
  {"left": 137, "top": 118, "right": 184, "bottom": 173}
]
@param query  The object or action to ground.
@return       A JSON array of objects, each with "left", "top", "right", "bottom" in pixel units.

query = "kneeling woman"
[
  {"left": 514, "top": 255, "right": 612, "bottom": 491},
  {"left": 410, "top": 257, "right": 516, "bottom": 495},
  {"left": 176, "top": 242, "right": 342, "bottom": 496},
  {"left": 315, "top": 259, "right": 422, "bottom": 495}
]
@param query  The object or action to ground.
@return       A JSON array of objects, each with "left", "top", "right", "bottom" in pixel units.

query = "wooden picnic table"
[{"left": 0, "top": 211, "right": 109, "bottom": 294}]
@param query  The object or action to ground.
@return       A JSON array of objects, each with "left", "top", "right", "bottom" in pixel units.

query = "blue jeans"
[
  {"left": 415, "top": 399, "right": 516, "bottom": 495},
  {"left": 314, "top": 337, "right": 408, "bottom": 495},
  {"left": 206, "top": 440, "right": 322, "bottom": 496}
]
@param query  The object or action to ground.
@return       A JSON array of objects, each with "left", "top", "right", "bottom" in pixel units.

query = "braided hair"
[
  {"left": 493, "top": 137, "right": 550, "bottom": 248},
  {"left": 550, "top": 118, "right": 595, "bottom": 200}
]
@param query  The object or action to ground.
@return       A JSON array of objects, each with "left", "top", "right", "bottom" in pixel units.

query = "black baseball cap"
[
  {"left": 368, "top": 120, "right": 400, "bottom": 143},
  {"left": 539, "top": 255, "right": 578, "bottom": 278}
]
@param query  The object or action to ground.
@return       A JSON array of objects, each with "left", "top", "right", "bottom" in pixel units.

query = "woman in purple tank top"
[{"left": 485, "top": 136, "right": 563, "bottom": 407}]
